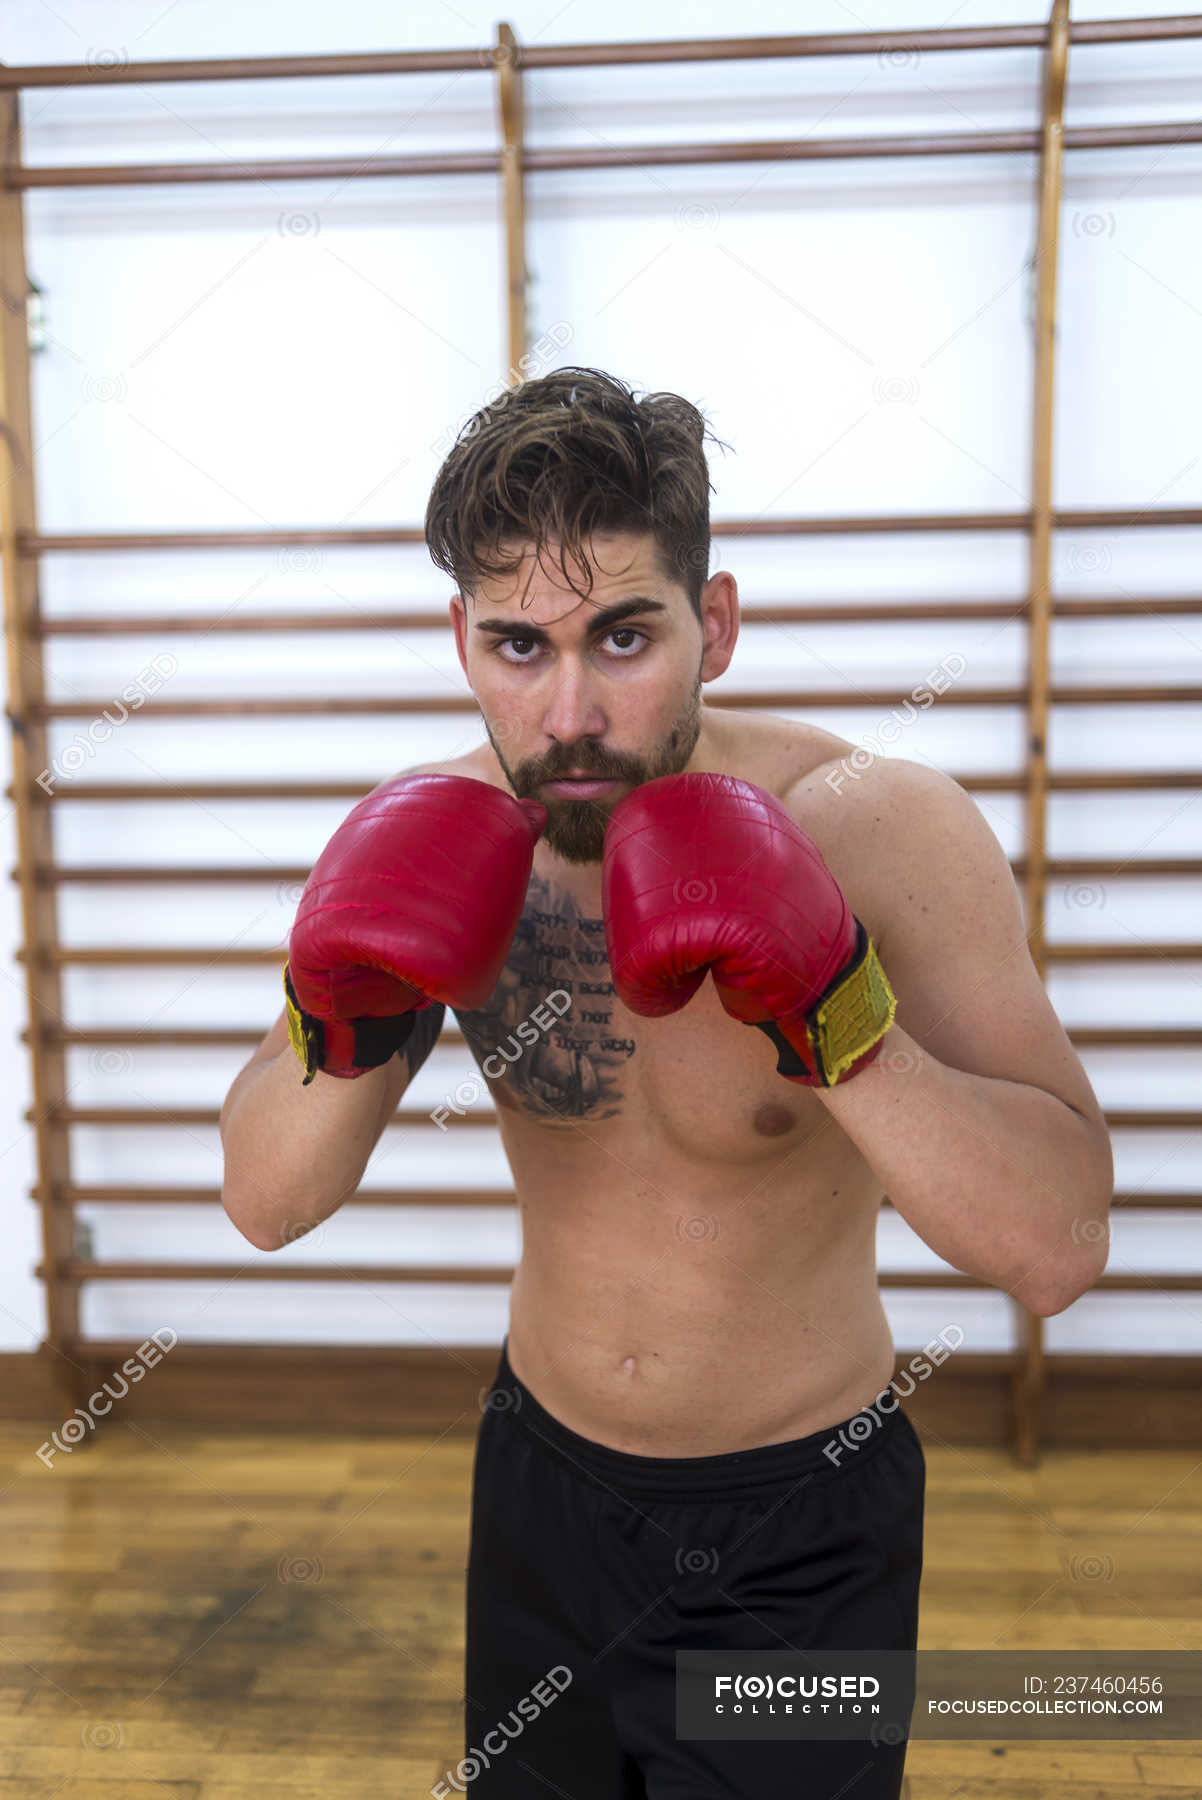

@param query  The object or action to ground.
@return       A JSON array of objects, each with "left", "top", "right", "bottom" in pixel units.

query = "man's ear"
[
  {"left": 450, "top": 593, "right": 469, "bottom": 678},
  {"left": 699, "top": 569, "right": 739, "bottom": 684}
]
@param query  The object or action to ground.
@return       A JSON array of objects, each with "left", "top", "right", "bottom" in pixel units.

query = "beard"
[{"left": 485, "top": 677, "right": 704, "bottom": 865}]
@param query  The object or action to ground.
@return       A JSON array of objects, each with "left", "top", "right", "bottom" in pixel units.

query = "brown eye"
[{"left": 606, "top": 628, "right": 647, "bottom": 656}]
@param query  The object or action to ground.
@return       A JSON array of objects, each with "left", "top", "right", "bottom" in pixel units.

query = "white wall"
[{"left": 2, "top": 0, "right": 1199, "bottom": 1359}]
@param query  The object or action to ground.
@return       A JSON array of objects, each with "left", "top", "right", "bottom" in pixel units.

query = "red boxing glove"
[
  {"left": 602, "top": 771, "right": 896, "bottom": 1087},
  {"left": 284, "top": 774, "right": 545, "bottom": 1084}
]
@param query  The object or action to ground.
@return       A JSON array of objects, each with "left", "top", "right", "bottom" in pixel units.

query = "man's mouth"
[{"left": 541, "top": 774, "right": 621, "bottom": 796}]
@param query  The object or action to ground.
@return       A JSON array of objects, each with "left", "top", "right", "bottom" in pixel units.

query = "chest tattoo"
[{"left": 454, "top": 874, "right": 637, "bottom": 1124}]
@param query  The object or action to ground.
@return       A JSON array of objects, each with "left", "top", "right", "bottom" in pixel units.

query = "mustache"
[{"left": 526, "top": 752, "right": 637, "bottom": 782}]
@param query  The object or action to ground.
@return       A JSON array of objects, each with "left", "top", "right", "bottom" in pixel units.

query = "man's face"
[{"left": 450, "top": 531, "right": 734, "bottom": 865}]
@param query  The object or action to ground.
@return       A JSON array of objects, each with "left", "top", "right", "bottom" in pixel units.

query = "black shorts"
[{"left": 461, "top": 1339, "right": 925, "bottom": 1799}]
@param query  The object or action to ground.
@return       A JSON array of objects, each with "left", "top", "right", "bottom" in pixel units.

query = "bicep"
[{"left": 864, "top": 763, "right": 1107, "bottom": 1131}]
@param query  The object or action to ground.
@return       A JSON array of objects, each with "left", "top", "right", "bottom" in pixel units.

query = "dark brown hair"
[{"left": 424, "top": 365, "right": 729, "bottom": 619}]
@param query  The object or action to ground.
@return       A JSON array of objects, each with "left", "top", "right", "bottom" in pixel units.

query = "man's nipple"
[{"left": 753, "top": 1101, "right": 797, "bottom": 1137}]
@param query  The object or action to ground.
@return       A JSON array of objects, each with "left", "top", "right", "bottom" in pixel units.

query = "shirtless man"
[{"left": 219, "top": 368, "right": 1113, "bottom": 1798}]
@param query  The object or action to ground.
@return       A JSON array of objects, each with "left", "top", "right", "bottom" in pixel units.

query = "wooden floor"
[{"left": 0, "top": 1421, "right": 1198, "bottom": 1797}]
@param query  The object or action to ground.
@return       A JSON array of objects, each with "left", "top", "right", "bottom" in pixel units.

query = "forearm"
[
  {"left": 219, "top": 1046, "right": 398, "bottom": 1250},
  {"left": 816, "top": 1022, "right": 1113, "bottom": 1313}
]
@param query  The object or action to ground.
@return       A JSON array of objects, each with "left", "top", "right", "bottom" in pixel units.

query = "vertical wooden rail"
[
  {"left": 494, "top": 22, "right": 528, "bottom": 380},
  {"left": 0, "top": 77, "right": 80, "bottom": 1422},
  {"left": 1014, "top": 0, "right": 1070, "bottom": 1467}
]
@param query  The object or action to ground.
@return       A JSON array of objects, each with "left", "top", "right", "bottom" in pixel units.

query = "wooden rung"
[
  {"left": 43, "top": 1259, "right": 517, "bottom": 1283},
  {"left": 33, "top": 1185, "right": 1202, "bottom": 1210},
  {"left": 27, "top": 1024, "right": 470, "bottom": 1047},
  {"left": 11, "top": 118, "right": 1202, "bottom": 182},
  {"left": 39, "top": 1184, "right": 518, "bottom": 1206},
  {"left": 10, "top": 115, "right": 1202, "bottom": 185},
  {"left": 24, "top": 1024, "right": 1202, "bottom": 1050},
  {"left": 1068, "top": 1273, "right": 1202, "bottom": 1292},
  {"left": 31, "top": 1027, "right": 270, "bottom": 1046},
  {"left": 1068, "top": 1028, "right": 1202, "bottom": 1047},
  {"left": 42, "top": 610, "right": 454, "bottom": 635},
  {"left": 29, "top": 855, "right": 1202, "bottom": 885},
  {"left": 26, "top": 1104, "right": 1202, "bottom": 1130},
  {"left": 1014, "top": 859, "right": 1202, "bottom": 878},
  {"left": 36, "top": 1260, "right": 1202, "bottom": 1293},
  {"left": 38, "top": 1260, "right": 986, "bottom": 1286},
  {"left": 1109, "top": 1192, "right": 1202, "bottom": 1209},
  {"left": 6, "top": 515, "right": 1010, "bottom": 550},
  {"left": 27, "top": 1105, "right": 498, "bottom": 1127},
  {"left": 19, "top": 948, "right": 290, "bottom": 965},
  {"left": 31, "top": 595, "right": 1202, "bottom": 634},
  {"left": 25, "top": 525, "right": 427, "bottom": 551},
  {"left": 19, "top": 682, "right": 1202, "bottom": 718},
  {"left": 18, "top": 504, "right": 1202, "bottom": 555},
  {"left": 1031, "top": 772, "right": 1202, "bottom": 790},
  {"left": 12, "top": 770, "right": 1202, "bottom": 803},
  {"left": 37, "top": 865, "right": 314, "bottom": 884},
  {"left": 18, "top": 942, "right": 1202, "bottom": 967},
  {"left": 1045, "top": 945, "right": 1202, "bottom": 964},
  {"left": 1106, "top": 1110, "right": 1202, "bottom": 1129},
  {"left": 17, "top": 781, "right": 384, "bottom": 801},
  {"left": 6, "top": 17, "right": 1202, "bottom": 95}
]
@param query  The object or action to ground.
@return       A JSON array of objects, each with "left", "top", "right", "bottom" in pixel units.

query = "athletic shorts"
[{"left": 461, "top": 1337, "right": 925, "bottom": 1798}]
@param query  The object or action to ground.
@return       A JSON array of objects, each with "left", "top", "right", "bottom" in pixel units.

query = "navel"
[{"left": 752, "top": 1101, "right": 798, "bottom": 1137}]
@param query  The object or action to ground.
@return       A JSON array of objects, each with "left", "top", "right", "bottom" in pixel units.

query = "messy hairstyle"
[{"left": 424, "top": 366, "right": 730, "bottom": 619}]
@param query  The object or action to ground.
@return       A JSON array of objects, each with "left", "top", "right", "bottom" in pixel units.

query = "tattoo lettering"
[{"left": 454, "top": 875, "right": 636, "bottom": 1125}]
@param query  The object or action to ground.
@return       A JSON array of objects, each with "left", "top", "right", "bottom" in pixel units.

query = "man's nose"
[{"left": 540, "top": 661, "right": 607, "bottom": 745}]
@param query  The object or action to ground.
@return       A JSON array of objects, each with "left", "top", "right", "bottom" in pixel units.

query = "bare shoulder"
[
  {"left": 388, "top": 746, "right": 503, "bottom": 786},
  {"left": 782, "top": 748, "right": 972, "bottom": 831},
  {"left": 718, "top": 708, "right": 859, "bottom": 797},
  {"left": 788, "top": 745, "right": 1022, "bottom": 972},
  {"left": 780, "top": 752, "right": 1013, "bottom": 967}
]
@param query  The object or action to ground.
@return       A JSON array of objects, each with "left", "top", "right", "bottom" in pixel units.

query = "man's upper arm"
[{"left": 793, "top": 757, "right": 1109, "bottom": 1134}]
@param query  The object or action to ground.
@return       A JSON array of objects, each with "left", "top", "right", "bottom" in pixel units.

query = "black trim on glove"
[{"left": 282, "top": 961, "right": 418, "bottom": 1086}]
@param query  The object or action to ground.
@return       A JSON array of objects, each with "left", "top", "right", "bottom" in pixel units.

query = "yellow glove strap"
[
  {"left": 808, "top": 926, "right": 897, "bottom": 1084},
  {"left": 283, "top": 961, "right": 321, "bottom": 1085}
]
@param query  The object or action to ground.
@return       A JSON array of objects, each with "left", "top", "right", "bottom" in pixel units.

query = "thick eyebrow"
[{"left": 473, "top": 596, "right": 670, "bottom": 641}]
